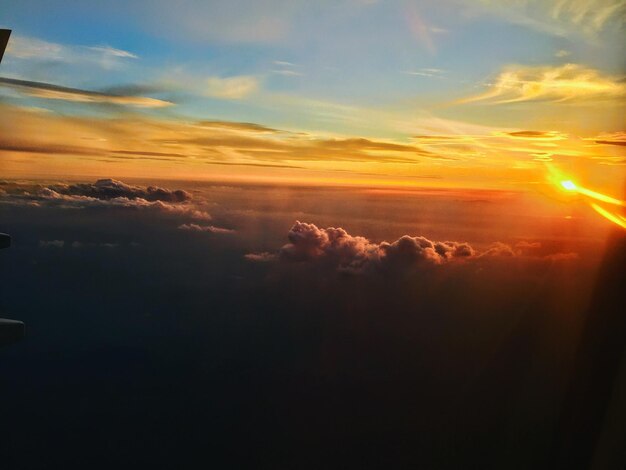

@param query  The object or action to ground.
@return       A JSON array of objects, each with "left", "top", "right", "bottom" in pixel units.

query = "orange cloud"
[{"left": 458, "top": 64, "right": 626, "bottom": 104}]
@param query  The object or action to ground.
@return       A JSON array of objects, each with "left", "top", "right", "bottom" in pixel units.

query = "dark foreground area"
[{"left": 1, "top": 180, "right": 624, "bottom": 469}]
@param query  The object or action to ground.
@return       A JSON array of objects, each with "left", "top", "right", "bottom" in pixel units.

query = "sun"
[{"left": 561, "top": 180, "right": 577, "bottom": 191}]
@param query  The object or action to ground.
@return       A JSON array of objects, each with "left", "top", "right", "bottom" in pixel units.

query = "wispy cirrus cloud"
[
  {"left": 473, "top": 0, "right": 626, "bottom": 38},
  {"left": 458, "top": 64, "right": 626, "bottom": 105},
  {"left": 5, "top": 34, "right": 138, "bottom": 69},
  {"left": 403, "top": 68, "right": 446, "bottom": 78}
]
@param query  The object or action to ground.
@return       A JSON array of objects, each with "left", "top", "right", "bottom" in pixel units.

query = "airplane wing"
[{"left": 0, "top": 29, "right": 10, "bottom": 64}]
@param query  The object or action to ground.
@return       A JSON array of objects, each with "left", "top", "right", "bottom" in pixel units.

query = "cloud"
[
  {"left": 0, "top": 103, "right": 442, "bottom": 168},
  {"left": 245, "top": 252, "right": 278, "bottom": 262},
  {"left": 5, "top": 34, "right": 138, "bottom": 69},
  {"left": 205, "top": 75, "right": 259, "bottom": 99},
  {"left": 0, "top": 77, "right": 172, "bottom": 108},
  {"left": 504, "top": 131, "right": 566, "bottom": 140},
  {"left": 472, "top": 0, "right": 626, "bottom": 38},
  {"left": 0, "top": 179, "right": 212, "bottom": 221},
  {"left": 197, "top": 121, "right": 280, "bottom": 133},
  {"left": 277, "top": 221, "right": 476, "bottom": 273},
  {"left": 178, "top": 223, "right": 235, "bottom": 234},
  {"left": 250, "top": 221, "right": 579, "bottom": 274},
  {"left": 85, "top": 46, "right": 138, "bottom": 60},
  {"left": 271, "top": 60, "right": 303, "bottom": 77},
  {"left": 50, "top": 179, "right": 192, "bottom": 203},
  {"left": 404, "top": 68, "right": 446, "bottom": 78},
  {"left": 593, "top": 132, "right": 626, "bottom": 147},
  {"left": 459, "top": 64, "right": 626, "bottom": 104}
]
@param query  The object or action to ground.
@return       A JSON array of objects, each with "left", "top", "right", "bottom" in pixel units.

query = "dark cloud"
[
  {"left": 50, "top": 179, "right": 192, "bottom": 203},
  {"left": 0, "top": 179, "right": 211, "bottom": 220},
  {"left": 0, "top": 140, "right": 103, "bottom": 156},
  {"left": 205, "top": 161, "right": 306, "bottom": 170},
  {"left": 111, "top": 150, "right": 189, "bottom": 159},
  {"left": 197, "top": 121, "right": 281, "bottom": 133},
  {"left": 595, "top": 139, "right": 626, "bottom": 147},
  {"left": 0, "top": 77, "right": 172, "bottom": 107},
  {"left": 506, "top": 131, "right": 555, "bottom": 138}
]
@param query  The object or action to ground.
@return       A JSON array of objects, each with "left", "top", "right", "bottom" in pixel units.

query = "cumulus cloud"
[
  {"left": 276, "top": 221, "right": 475, "bottom": 273},
  {"left": 247, "top": 221, "right": 578, "bottom": 274},
  {"left": 459, "top": 64, "right": 626, "bottom": 104},
  {"left": 205, "top": 75, "right": 259, "bottom": 99},
  {"left": 0, "top": 78, "right": 172, "bottom": 108}
]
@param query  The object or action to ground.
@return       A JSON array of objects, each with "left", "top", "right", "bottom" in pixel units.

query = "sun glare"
[{"left": 561, "top": 180, "right": 577, "bottom": 191}]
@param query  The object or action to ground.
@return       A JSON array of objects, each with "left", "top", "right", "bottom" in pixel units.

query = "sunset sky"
[
  {"left": 1, "top": 0, "right": 624, "bottom": 193},
  {"left": 2, "top": 2, "right": 626, "bottom": 468}
]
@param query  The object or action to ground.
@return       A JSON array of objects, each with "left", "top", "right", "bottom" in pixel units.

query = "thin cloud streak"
[{"left": 0, "top": 77, "right": 172, "bottom": 107}]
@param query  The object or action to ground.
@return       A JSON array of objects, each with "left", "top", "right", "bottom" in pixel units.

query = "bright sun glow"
[{"left": 561, "top": 180, "right": 577, "bottom": 191}]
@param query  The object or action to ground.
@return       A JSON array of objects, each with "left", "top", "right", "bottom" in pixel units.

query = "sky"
[
  {"left": 1, "top": 2, "right": 626, "bottom": 468},
  {"left": 0, "top": 0, "right": 625, "bottom": 193}
]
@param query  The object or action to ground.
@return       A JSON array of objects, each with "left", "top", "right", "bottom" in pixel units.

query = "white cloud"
[{"left": 5, "top": 35, "right": 138, "bottom": 69}]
